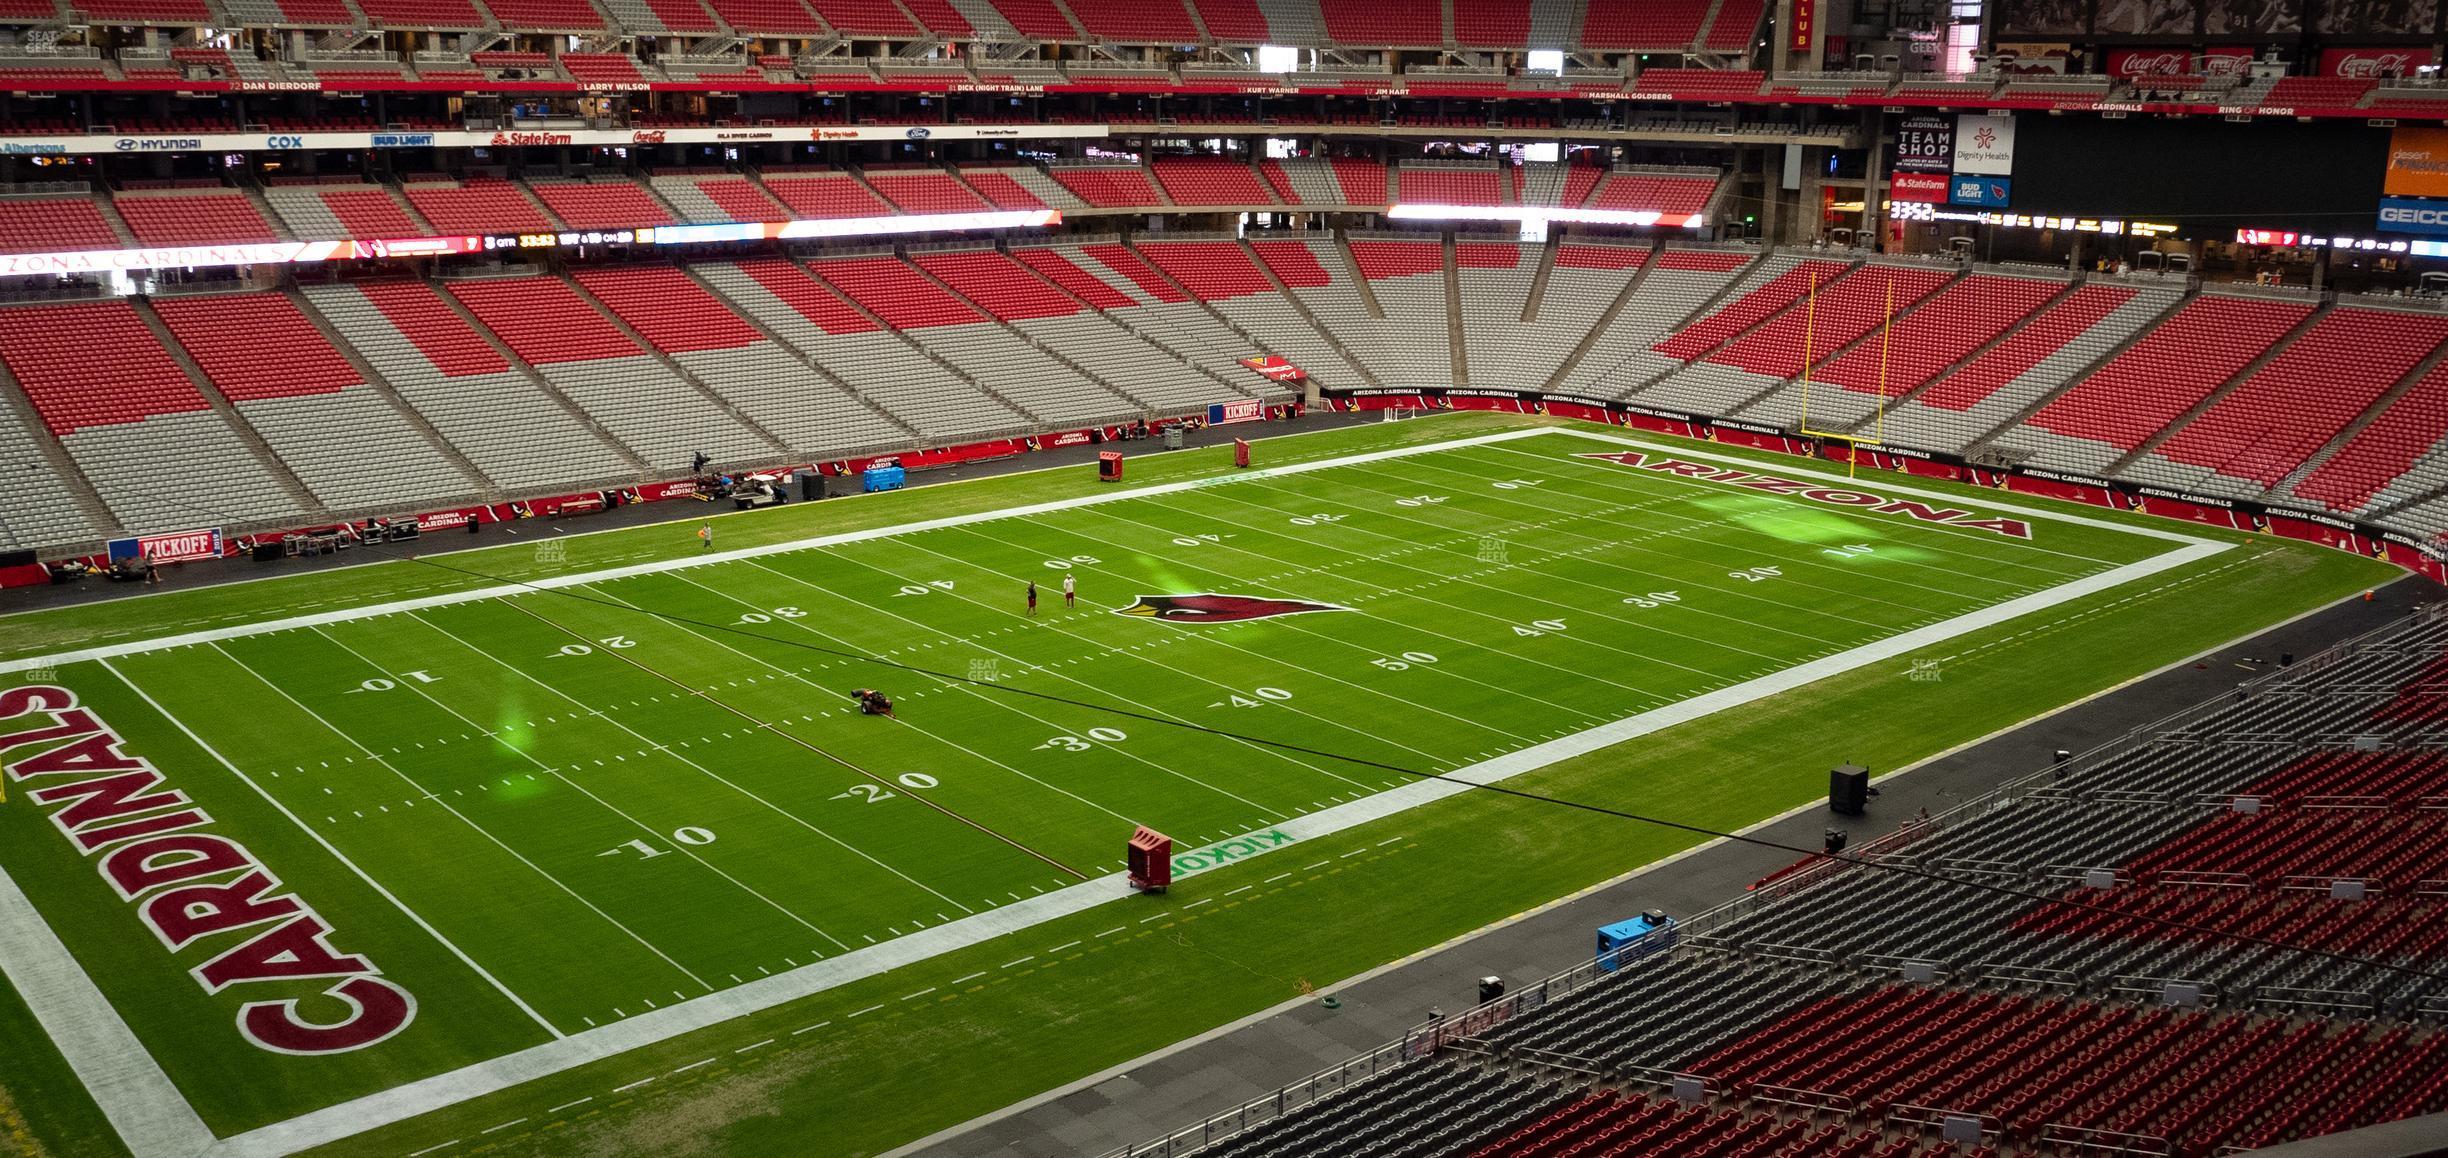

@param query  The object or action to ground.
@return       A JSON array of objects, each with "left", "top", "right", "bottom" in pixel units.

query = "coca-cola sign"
[
  {"left": 2107, "top": 46, "right": 2252, "bottom": 78},
  {"left": 2322, "top": 47, "right": 2435, "bottom": 79}
]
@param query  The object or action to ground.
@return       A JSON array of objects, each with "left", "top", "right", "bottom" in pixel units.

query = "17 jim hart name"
[{"left": 0, "top": 685, "right": 415, "bottom": 1055}]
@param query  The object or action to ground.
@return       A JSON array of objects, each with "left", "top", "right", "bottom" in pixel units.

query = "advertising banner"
[
  {"left": 2105, "top": 46, "right": 2253, "bottom": 78},
  {"left": 1953, "top": 114, "right": 2016, "bottom": 176},
  {"left": 1239, "top": 355, "right": 1307, "bottom": 382},
  {"left": 1890, "top": 171, "right": 1953, "bottom": 202},
  {"left": 2321, "top": 46, "right": 2436, "bottom": 78},
  {"left": 0, "top": 122, "right": 1110, "bottom": 159},
  {"left": 2386, "top": 127, "right": 2448, "bottom": 198},
  {"left": 1790, "top": 0, "right": 1817, "bottom": 53},
  {"left": 1893, "top": 114, "right": 1955, "bottom": 173},
  {"left": 108, "top": 527, "right": 223, "bottom": 564},
  {"left": 2379, "top": 196, "right": 2448, "bottom": 235},
  {"left": 1951, "top": 175, "right": 2013, "bottom": 207},
  {"left": 1991, "top": 43, "right": 2074, "bottom": 73},
  {"left": 1208, "top": 399, "right": 1267, "bottom": 425}
]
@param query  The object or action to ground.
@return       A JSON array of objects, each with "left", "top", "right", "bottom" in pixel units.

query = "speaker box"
[
  {"left": 1829, "top": 764, "right": 1870, "bottom": 816},
  {"left": 252, "top": 542, "right": 283, "bottom": 562},
  {"left": 0, "top": 548, "right": 34, "bottom": 567},
  {"left": 799, "top": 472, "right": 822, "bottom": 502}
]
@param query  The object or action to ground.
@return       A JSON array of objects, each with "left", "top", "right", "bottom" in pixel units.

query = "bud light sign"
[
  {"left": 1951, "top": 176, "right": 2012, "bottom": 208},
  {"left": 2379, "top": 197, "right": 2448, "bottom": 236}
]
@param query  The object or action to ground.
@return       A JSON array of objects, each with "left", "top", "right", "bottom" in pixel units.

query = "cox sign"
[{"left": 2380, "top": 197, "right": 2448, "bottom": 236}]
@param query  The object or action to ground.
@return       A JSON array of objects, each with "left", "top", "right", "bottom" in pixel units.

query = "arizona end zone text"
[
  {"left": 1577, "top": 452, "right": 2036, "bottom": 539},
  {"left": 0, "top": 685, "right": 415, "bottom": 1055}
]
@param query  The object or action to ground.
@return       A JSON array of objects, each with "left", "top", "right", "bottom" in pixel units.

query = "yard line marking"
[
  {"left": 104, "top": 655, "right": 574, "bottom": 1037},
  {"left": 0, "top": 427, "right": 1559, "bottom": 678},
  {"left": 742, "top": 556, "right": 1290, "bottom": 817},
  {"left": 969, "top": 519, "right": 1540, "bottom": 756},
  {"left": 1225, "top": 886, "right": 1252, "bottom": 896},
  {"left": 309, "top": 625, "right": 841, "bottom": 958},
  {"left": 1183, "top": 899, "right": 1212, "bottom": 909},
  {"left": 1377, "top": 836, "right": 1404, "bottom": 846},
  {"left": 1094, "top": 927, "right": 1126, "bottom": 938},
  {"left": 901, "top": 987, "right": 937, "bottom": 1000},
  {"left": 612, "top": 1078, "right": 653, "bottom": 1093},
  {"left": 1048, "top": 941, "right": 1081, "bottom": 953},
  {"left": 847, "top": 1004, "right": 884, "bottom": 1018},
  {"left": 567, "top": 576, "right": 1087, "bottom": 889},
  {"left": 951, "top": 971, "right": 986, "bottom": 985},
  {"left": 406, "top": 1141, "right": 460, "bottom": 1156},
  {"left": 1302, "top": 861, "right": 1331, "bottom": 871},
  {"left": 479, "top": 1119, "right": 526, "bottom": 1135},
  {"left": 671, "top": 1058, "right": 715, "bottom": 1074},
  {"left": 736, "top": 1040, "right": 773, "bottom": 1053},
  {"left": 790, "top": 1021, "right": 830, "bottom": 1036},
  {"left": 1001, "top": 956, "right": 1035, "bottom": 968},
  {"left": 1265, "top": 873, "right": 1292, "bottom": 883},
  {"left": 546, "top": 1098, "right": 592, "bottom": 1114}
]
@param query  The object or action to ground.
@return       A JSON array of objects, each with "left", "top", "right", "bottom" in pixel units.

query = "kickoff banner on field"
[
  {"left": 1209, "top": 399, "right": 1267, "bottom": 425},
  {"left": 108, "top": 527, "right": 222, "bottom": 564}
]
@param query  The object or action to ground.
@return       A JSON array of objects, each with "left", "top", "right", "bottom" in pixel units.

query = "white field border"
[{"left": 0, "top": 426, "right": 2228, "bottom": 1158}]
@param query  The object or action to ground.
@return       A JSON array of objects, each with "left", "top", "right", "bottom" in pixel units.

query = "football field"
[{"left": 0, "top": 422, "right": 2296, "bottom": 1156}]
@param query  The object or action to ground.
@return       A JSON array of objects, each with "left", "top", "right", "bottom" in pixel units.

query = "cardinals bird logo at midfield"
[{"left": 1114, "top": 594, "right": 1348, "bottom": 623}]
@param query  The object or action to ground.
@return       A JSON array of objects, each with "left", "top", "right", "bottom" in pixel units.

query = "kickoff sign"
[
  {"left": 1208, "top": 399, "right": 1267, "bottom": 425},
  {"left": 109, "top": 527, "right": 223, "bottom": 564}
]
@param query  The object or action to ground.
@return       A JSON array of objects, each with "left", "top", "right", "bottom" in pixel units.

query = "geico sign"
[{"left": 2383, "top": 205, "right": 2448, "bottom": 225}]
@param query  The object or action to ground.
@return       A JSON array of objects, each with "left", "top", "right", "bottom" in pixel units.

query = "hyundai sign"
[
  {"left": 1951, "top": 176, "right": 2012, "bottom": 208},
  {"left": 2379, "top": 196, "right": 2448, "bottom": 237}
]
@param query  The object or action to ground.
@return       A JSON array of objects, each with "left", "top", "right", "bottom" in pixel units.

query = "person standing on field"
[
  {"left": 1026, "top": 580, "right": 1038, "bottom": 616},
  {"left": 1062, "top": 573, "right": 1075, "bottom": 608},
  {"left": 698, "top": 523, "right": 714, "bottom": 551}
]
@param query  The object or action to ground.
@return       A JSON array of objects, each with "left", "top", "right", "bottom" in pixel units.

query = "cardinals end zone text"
[{"left": 0, "top": 684, "right": 416, "bottom": 1056}]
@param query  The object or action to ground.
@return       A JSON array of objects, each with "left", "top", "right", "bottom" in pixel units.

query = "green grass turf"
[{"left": 0, "top": 415, "right": 2395, "bottom": 1157}]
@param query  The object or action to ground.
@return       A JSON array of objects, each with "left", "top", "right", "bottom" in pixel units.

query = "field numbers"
[
  {"left": 1823, "top": 544, "right": 1876, "bottom": 560},
  {"left": 1037, "top": 728, "right": 1128, "bottom": 752},
  {"left": 1370, "top": 652, "right": 1440, "bottom": 672},
  {"left": 1491, "top": 479, "right": 1545, "bottom": 490},
  {"left": 831, "top": 773, "right": 940, "bottom": 805},
  {"left": 1394, "top": 495, "right": 1449, "bottom": 508},
  {"left": 1213, "top": 687, "right": 1293, "bottom": 709},
  {"left": 1043, "top": 555, "right": 1100, "bottom": 569},
  {"left": 1622, "top": 591, "right": 1681, "bottom": 609},
  {"left": 551, "top": 635, "right": 636, "bottom": 657},
  {"left": 1288, "top": 513, "right": 1345, "bottom": 527},
  {"left": 1513, "top": 619, "right": 1568, "bottom": 637},
  {"left": 894, "top": 581, "right": 957, "bottom": 596},
  {"left": 344, "top": 670, "right": 439, "bottom": 693},
  {"left": 1728, "top": 566, "right": 1784, "bottom": 583},
  {"left": 1170, "top": 534, "right": 1225, "bottom": 547},
  {"left": 602, "top": 827, "right": 719, "bottom": 859},
  {"left": 738, "top": 606, "right": 808, "bottom": 624}
]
